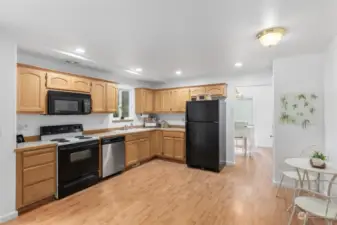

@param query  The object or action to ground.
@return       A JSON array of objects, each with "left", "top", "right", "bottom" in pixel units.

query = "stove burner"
[
  {"left": 50, "top": 138, "right": 70, "bottom": 143},
  {"left": 75, "top": 136, "right": 92, "bottom": 140}
]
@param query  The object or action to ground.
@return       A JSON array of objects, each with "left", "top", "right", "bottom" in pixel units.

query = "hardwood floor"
[{"left": 6, "top": 149, "right": 302, "bottom": 225}]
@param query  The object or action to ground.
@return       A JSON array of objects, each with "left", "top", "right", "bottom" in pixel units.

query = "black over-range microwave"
[{"left": 48, "top": 91, "right": 91, "bottom": 115}]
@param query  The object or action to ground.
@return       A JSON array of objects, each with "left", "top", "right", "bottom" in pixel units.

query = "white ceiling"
[{"left": 0, "top": 0, "right": 336, "bottom": 82}]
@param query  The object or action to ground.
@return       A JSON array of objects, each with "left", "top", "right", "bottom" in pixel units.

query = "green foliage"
[
  {"left": 298, "top": 94, "right": 306, "bottom": 100},
  {"left": 311, "top": 151, "right": 326, "bottom": 161}
]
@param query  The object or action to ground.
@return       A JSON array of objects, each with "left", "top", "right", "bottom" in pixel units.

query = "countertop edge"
[{"left": 15, "top": 143, "right": 58, "bottom": 153}]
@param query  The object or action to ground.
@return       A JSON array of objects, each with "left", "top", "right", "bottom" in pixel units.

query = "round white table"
[{"left": 285, "top": 158, "right": 337, "bottom": 193}]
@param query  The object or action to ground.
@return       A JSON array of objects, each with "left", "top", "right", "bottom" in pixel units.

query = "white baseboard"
[
  {"left": 0, "top": 210, "right": 18, "bottom": 223},
  {"left": 226, "top": 161, "right": 235, "bottom": 166}
]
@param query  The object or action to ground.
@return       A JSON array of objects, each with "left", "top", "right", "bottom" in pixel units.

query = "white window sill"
[{"left": 112, "top": 118, "right": 134, "bottom": 123}]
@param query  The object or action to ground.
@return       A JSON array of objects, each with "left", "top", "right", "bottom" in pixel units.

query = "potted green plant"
[{"left": 310, "top": 151, "right": 327, "bottom": 168}]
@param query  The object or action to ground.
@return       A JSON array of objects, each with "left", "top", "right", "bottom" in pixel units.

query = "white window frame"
[{"left": 113, "top": 88, "right": 132, "bottom": 120}]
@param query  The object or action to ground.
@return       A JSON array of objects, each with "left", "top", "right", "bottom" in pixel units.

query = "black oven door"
[
  {"left": 48, "top": 91, "right": 91, "bottom": 115},
  {"left": 58, "top": 140, "right": 99, "bottom": 185}
]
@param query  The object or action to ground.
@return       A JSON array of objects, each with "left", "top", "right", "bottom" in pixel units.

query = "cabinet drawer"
[
  {"left": 163, "top": 131, "right": 185, "bottom": 138},
  {"left": 23, "top": 149, "right": 55, "bottom": 168},
  {"left": 23, "top": 178, "right": 55, "bottom": 206},
  {"left": 23, "top": 163, "right": 55, "bottom": 186},
  {"left": 125, "top": 132, "right": 150, "bottom": 142}
]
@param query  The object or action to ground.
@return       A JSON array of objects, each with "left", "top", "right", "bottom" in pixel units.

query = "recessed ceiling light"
[
  {"left": 234, "top": 62, "right": 243, "bottom": 68},
  {"left": 125, "top": 70, "right": 141, "bottom": 75},
  {"left": 135, "top": 68, "right": 143, "bottom": 72},
  {"left": 175, "top": 70, "right": 182, "bottom": 75},
  {"left": 256, "top": 27, "right": 286, "bottom": 47},
  {"left": 75, "top": 48, "right": 85, "bottom": 54}
]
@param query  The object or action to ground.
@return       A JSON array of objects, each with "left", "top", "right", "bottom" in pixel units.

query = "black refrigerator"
[{"left": 186, "top": 99, "right": 226, "bottom": 172}]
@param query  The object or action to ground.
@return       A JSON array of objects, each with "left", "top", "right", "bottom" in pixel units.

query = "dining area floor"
[{"left": 4, "top": 148, "right": 319, "bottom": 225}]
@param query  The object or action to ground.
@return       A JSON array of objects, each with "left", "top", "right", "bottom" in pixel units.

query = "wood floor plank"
[{"left": 5, "top": 149, "right": 316, "bottom": 225}]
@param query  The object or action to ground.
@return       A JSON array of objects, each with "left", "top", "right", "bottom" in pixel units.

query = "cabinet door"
[
  {"left": 161, "top": 90, "right": 172, "bottom": 112},
  {"left": 190, "top": 87, "right": 206, "bottom": 97},
  {"left": 177, "top": 88, "right": 190, "bottom": 112},
  {"left": 205, "top": 85, "right": 224, "bottom": 96},
  {"left": 46, "top": 72, "right": 72, "bottom": 90},
  {"left": 71, "top": 77, "right": 91, "bottom": 93},
  {"left": 163, "top": 137, "right": 175, "bottom": 158},
  {"left": 106, "top": 83, "right": 117, "bottom": 112},
  {"left": 17, "top": 67, "right": 46, "bottom": 113},
  {"left": 154, "top": 91, "right": 162, "bottom": 112},
  {"left": 125, "top": 141, "right": 139, "bottom": 166},
  {"left": 146, "top": 90, "right": 154, "bottom": 112},
  {"left": 138, "top": 139, "right": 150, "bottom": 161},
  {"left": 91, "top": 81, "right": 106, "bottom": 112},
  {"left": 150, "top": 131, "right": 157, "bottom": 157},
  {"left": 170, "top": 89, "right": 179, "bottom": 112},
  {"left": 174, "top": 138, "right": 185, "bottom": 160}
]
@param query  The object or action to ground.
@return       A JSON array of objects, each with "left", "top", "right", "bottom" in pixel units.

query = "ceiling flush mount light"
[
  {"left": 234, "top": 62, "right": 243, "bottom": 68},
  {"left": 175, "top": 70, "right": 182, "bottom": 75},
  {"left": 256, "top": 27, "right": 286, "bottom": 47},
  {"left": 135, "top": 68, "right": 143, "bottom": 72},
  {"left": 75, "top": 48, "right": 85, "bottom": 54}
]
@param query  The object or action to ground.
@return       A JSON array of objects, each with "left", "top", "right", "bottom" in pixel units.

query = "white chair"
[
  {"left": 234, "top": 121, "right": 248, "bottom": 154},
  {"left": 288, "top": 179, "right": 337, "bottom": 225},
  {"left": 276, "top": 145, "right": 320, "bottom": 199}
]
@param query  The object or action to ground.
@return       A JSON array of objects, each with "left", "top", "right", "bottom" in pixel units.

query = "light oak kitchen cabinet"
[
  {"left": 46, "top": 72, "right": 72, "bottom": 91},
  {"left": 154, "top": 91, "right": 162, "bottom": 112},
  {"left": 106, "top": 83, "right": 118, "bottom": 112},
  {"left": 205, "top": 84, "right": 226, "bottom": 96},
  {"left": 91, "top": 81, "right": 106, "bottom": 112},
  {"left": 125, "top": 132, "right": 151, "bottom": 167},
  {"left": 162, "top": 131, "right": 186, "bottom": 161},
  {"left": 17, "top": 66, "right": 46, "bottom": 113},
  {"left": 161, "top": 90, "right": 172, "bottom": 112},
  {"left": 150, "top": 130, "right": 162, "bottom": 156},
  {"left": 71, "top": 76, "right": 91, "bottom": 93},
  {"left": 190, "top": 86, "right": 206, "bottom": 97},
  {"left": 16, "top": 146, "right": 57, "bottom": 209},
  {"left": 135, "top": 88, "right": 154, "bottom": 113},
  {"left": 171, "top": 88, "right": 190, "bottom": 112}
]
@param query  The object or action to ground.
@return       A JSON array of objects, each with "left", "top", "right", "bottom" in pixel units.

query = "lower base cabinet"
[
  {"left": 125, "top": 137, "right": 151, "bottom": 167},
  {"left": 162, "top": 132, "right": 186, "bottom": 161},
  {"left": 16, "top": 146, "right": 57, "bottom": 209}
]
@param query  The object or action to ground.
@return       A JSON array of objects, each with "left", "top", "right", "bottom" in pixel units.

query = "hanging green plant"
[
  {"left": 292, "top": 104, "right": 298, "bottom": 110},
  {"left": 309, "top": 107, "right": 315, "bottom": 114},
  {"left": 280, "top": 112, "right": 290, "bottom": 123},
  {"left": 304, "top": 101, "right": 309, "bottom": 107}
]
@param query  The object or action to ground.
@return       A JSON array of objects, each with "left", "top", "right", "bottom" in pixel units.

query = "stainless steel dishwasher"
[{"left": 102, "top": 136, "right": 125, "bottom": 178}]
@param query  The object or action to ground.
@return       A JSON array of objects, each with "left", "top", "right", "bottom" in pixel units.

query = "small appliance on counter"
[
  {"left": 16, "top": 134, "right": 25, "bottom": 144},
  {"left": 40, "top": 124, "right": 99, "bottom": 199},
  {"left": 144, "top": 116, "right": 157, "bottom": 128}
]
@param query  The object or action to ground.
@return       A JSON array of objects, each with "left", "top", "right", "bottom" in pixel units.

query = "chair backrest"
[{"left": 234, "top": 121, "right": 248, "bottom": 138}]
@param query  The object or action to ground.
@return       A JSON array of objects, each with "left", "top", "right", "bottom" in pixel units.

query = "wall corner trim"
[{"left": 0, "top": 210, "right": 18, "bottom": 223}]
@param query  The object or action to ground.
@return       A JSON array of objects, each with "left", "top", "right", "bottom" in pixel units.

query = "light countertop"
[{"left": 15, "top": 127, "right": 185, "bottom": 152}]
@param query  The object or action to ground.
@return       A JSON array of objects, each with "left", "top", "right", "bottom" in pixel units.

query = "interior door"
[{"left": 186, "top": 122, "right": 219, "bottom": 169}]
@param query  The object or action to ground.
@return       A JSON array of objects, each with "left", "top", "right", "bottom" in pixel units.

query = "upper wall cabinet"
[
  {"left": 91, "top": 81, "right": 106, "bottom": 113},
  {"left": 46, "top": 72, "right": 72, "bottom": 90},
  {"left": 135, "top": 88, "right": 154, "bottom": 114},
  {"left": 205, "top": 84, "right": 226, "bottom": 96},
  {"left": 106, "top": 83, "right": 118, "bottom": 113},
  {"left": 17, "top": 66, "right": 46, "bottom": 113},
  {"left": 91, "top": 81, "right": 118, "bottom": 113},
  {"left": 71, "top": 77, "right": 91, "bottom": 93},
  {"left": 190, "top": 87, "right": 206, "bottom": 96}
]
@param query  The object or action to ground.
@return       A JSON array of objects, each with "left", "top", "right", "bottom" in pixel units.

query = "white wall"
[
  {"left": 0, "top": 40, "right": 18, "bottom": 222},
  {"left": 16, "top": 52, "right": 152, "bottom": 136},
  {"left": 236, "top": 85, "right": 274, "bottom": 148},
  {"left": 273, "top": 54, "right": 324, "bottom": 183},
  {"left": 324, "top": 37, "right": 337, "bottom": 166}
]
